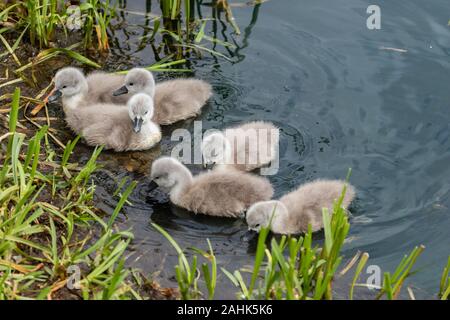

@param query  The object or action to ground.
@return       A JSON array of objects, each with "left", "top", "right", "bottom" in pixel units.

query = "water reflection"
[{"left": 108, "top": 0, "right": 263, "bottom": 66}]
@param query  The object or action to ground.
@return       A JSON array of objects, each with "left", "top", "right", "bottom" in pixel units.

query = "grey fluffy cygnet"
[
  {"left": 48, "top": 67, "right": 89, "bottom": 108},
  {"left": 113, "top": 69, "right": 212, "bottom": 125},
  {"left": 201, "top": 121, "right": 279, "bottom": 172},
  {"left": 50, "top": 70, "right": 160, "bottom": 151},
  {"left": 148, "top": 157, "right": 274, "bottom": 218},
  {"left": 80, "top": 94, "right": 161, "bottom": 152},
  {"left": 246, "top": 179, "right": 355, "bottom": 234},
  {"left": 90, "top": 68, "right": 156, "bottom": 103}
]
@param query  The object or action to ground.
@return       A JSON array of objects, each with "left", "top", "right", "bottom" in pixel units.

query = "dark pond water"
[{"left": 80, "top": 0, "right": 450, "bottom": 298}]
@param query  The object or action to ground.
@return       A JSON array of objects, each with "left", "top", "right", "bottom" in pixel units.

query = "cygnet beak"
[
  {"left": 203, "top": 162, "right": 215, "bottom": 170},
  {"left": 243, "top": 228, "right": 258, "bottom": 241},
  {"left": 132, "top": 117, "right": 144, "bottom": 133},
  {"left": 148, "top": 180, "right": 159, "bottom": 192},
  {"left": 48, "top": 89, "right": 62, "bottom": 103},
  {"left": 113, "top": 85, "right": 128, "bottom": 96}
]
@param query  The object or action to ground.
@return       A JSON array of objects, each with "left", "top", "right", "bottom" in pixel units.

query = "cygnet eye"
[
  {"left": 255, "top": 224, "right": 261, "bottom": 228},
  {"left": 129, "top": 82, "right": 134, "bottom": 86},
  {"left": 62, "top": 85, "right": 67, "bottom": 89}
]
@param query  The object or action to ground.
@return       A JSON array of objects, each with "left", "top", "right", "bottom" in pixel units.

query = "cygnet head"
[
  {"left": 127, "top": 93, "right": 154, "bottom": 133},
  {"left": 113, "top": 68, "right": 156, "bottom": 98},
  {"left": 48, "top": 67, "right": 87, "bottom": 103},
  {"left": 148, "top": 157, "right": 192, "bottom": 193},
  {"left": 246, "top": 200, "right": 288, "bottom": 232},
  {"left": 201, "top": 132, "right": 231, "bottom": 169}
]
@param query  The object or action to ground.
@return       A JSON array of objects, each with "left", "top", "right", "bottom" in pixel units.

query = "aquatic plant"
[
  {"left": 0, "top": 1, "right": 113, "bottom": 89},
  {"left": 140, "top": 0, "right": 241, "bottom": 61},
  {"left": 0, "top": 0, "right": 114, "bottom": 50},
  {"left": 81, "top": 0, "right": 115, "bottom": 51},
  {"left": 22, "top": 0, "right": 61, "bottom": 48},
  {"left": 153, "top": 223, "right": 218, "bottom": 300},
  {"left": 439, "top": 256, "right": 450, "bottom": 300},
  {"left": 152, "top": 223, "right": 200, "bottom": 299},
  {"left": 0, "top": 88, "right": 140, "bottom": 299},
  {"left": 191, "top": 239, "right": 217, "bottom": 300},
  {"left": 376, "top": 245, "right": 425, "bottom": 300}
]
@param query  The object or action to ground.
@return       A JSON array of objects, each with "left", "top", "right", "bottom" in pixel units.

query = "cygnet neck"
[
  {"left": 170, "top": 164, "right": 194, "bottom": 202},
  {"left": 269, "top": 201, "right": 291, "bottom": 234}
]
